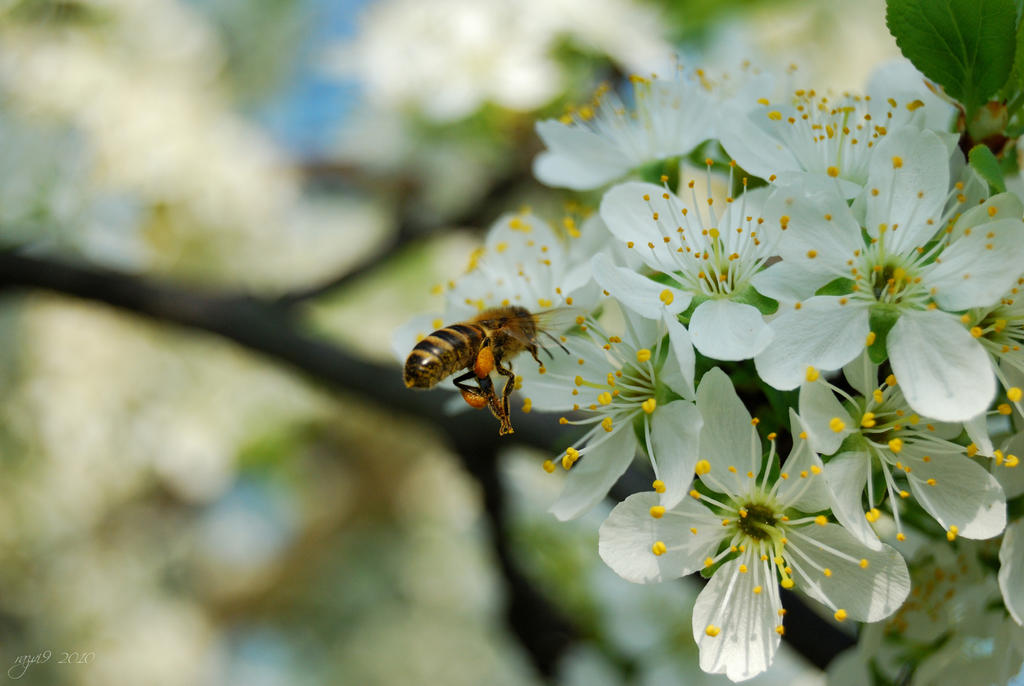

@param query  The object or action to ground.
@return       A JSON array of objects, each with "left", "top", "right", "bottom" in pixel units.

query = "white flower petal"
[
  {"left": 754, "top": 297, "right": 870, "bottom": 390},
  {"left": 999, "top": 519, "right": 1024, "bottom": 625},
  {"left": 598, "top": 491, "right": 722, "bottom": 583},
  {"left": 550, "top": 424, "right": 638, "bottom": 521},
  {"left": 696, "top": 368, "right": 760, "bottom": 495},
  {"left": 691, "top": 553, "right": 781, "bottom": 682},
  {"left": 662, "top": 314, "right": 696, "bottom": 399},
  {"left": 787, "top": 525, "right": 909, "bottom": 622},
  {"left": 997, "top": 430, "right": 1024, "bottom": 499},
  {"left": 689, "top": 299, "right": 773, "bottom": 361},
  {"left": 533, "top": 120, "right": 627, "bottom": 190},
  {"left": 650, "top": 400, "right": 703, "bottom": 509},
  {"left": 799, "top": 379, "right": 854, "bottom": 455},
  {"left": 866, "top": 59, "right": 956, "bottom": 131},
  {"left": 925, "top": 217, "right": 1024, "bottom": 311},
  {"left": 775, "top": 410, "right": 832, "bottom": 512},
  {"left": 769, "top": 186, "right": 863, "bottom": 269},
  {"left": 823, "top": 451, "right": 882, "bottom": 550},
  {"left": 591, "top": 252, "right": 690, "bottom": 320},
  {"left": 864, "top": 128, "right": 949, "bottom": 253},
  {"left": 600, "top": 181, "right": 694, "bottom": 274},
  {"left": 749, "top": 261, "right": 834, "bottom": 303},
  {"left": 719, "top": 107, "right": 802, "bottom": 181},
  {"left": 906, "top": 451, "right": 1006, "bottom": 539},
  {"left": 842, "top": 351, "right": 878, "bottom": 397},
  {"left": 887, "top": 309, "right": 995, "bottom": 422},
  {"left": 964, "top": 412, "right": 995, "bottom": 457}
]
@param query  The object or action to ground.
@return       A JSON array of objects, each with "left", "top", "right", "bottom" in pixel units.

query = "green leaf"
[
  {"left": 814, "top": 277, "right": 856, "bottom": 296},
  {"left": 867, "top": 307, "right": 900, "bottom": 364},
  {"left": 886, "top": 0, "right": 1017, "bottom": 112},
  {"left": 1009, "top": 13, "right": 1024, "bottom": 93},
  {"left": 968, "top": 144, "right": 1007, "bottom": 192}
]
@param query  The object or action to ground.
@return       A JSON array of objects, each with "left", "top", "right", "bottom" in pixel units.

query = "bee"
[{"left": 403, "top": 306, "right": 572, "bottom": 435}]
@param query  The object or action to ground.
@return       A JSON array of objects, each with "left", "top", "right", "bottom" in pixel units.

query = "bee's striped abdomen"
[{"left": 403, "top": 323, "right": 484, "bottom": 389}]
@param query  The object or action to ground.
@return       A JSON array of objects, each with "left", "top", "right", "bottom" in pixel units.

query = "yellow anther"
[
  {"left": 865, "top": 508, "right": 880, "bottom": 523},
  {"left": 926, "top": 478, "right": 937, "bottom": 486},
  {"left": 775, "top": 625, "right": 785, "bottom": 635},
  {"left": 811, "top": 465, "right": 821, "bottom": 474},
  {"left": 1009, "top": 387, "right": 1023, "bottom": 402},
  {"left": 827, "top": 166, "right": 839, "bottom": 177},
  {"left": 652, "top": 541, "right": 668, "bottom": 556},
  {"left": 815, "top": 515, "right": 828, "bottom": 526},
  {"left": 601, "top": 417, "right": 614, "bottom": 432},
  {"left": 542, "top": 460, "right": 556, "bottom": 473},
  {"left": 859, "top": 558, "right": 869, "bottom": 569},
  {"left": 834, "top": 609, "right": 848, "bottom": 622},
  {"left": 739, "top": 508, "right": 749, "bottom": 518},
  {"left": 891, "top": 156, "right": 903, "bottom": 169},
  {"left": 652, "top": 479, "right": 666, "bottom": 493},
  {"left": 695, "top": 460, "right": 711, "bottom": 475},
  {"left": 829, "top": 417, "right": 846, "bottom": 433},
  {"left": 704, "top": 557, "right": 714, "bottom": 568},
  {"left": 897, "top": 532, "right": 906, "bottom": 541},
  {"left": 781, "top": 578, "right": 795, "bottom": 589},
  {"left": 1006, "top": 454, "right": 1020, "bottom": 467},
  {"left": 562, "top": 454, "right": 574, "bottom": 470},
  {"left": 971, "top": 326, "right": 984, "bottom": 338},
  {"left": 774, "top": 555, "right": 784, "bottom": 565},
  {"left": 872, "top": 389, "right": 884, "bottom": 403},
  {"left": 574, "top": 375, "right": 584, "bottom": 386},
  {"left": 899, "top": 490, "right": 909, "bottom": 498},
  {"left": 649, "top": 505, "right": 666, "bottom": 519},
  {"left": 946, "top": 525, "right": 959, "bottom": 541},
  {"left": 885, "top": 374, "right": 897, "bottom": 386},
  {"left": 768, "top": 110, "right": 783, "bottom": 121},
  {"left": 888, "top": 438, "right": 903, "bottom": 453},
  {"left": 860, "top": 412, "right": 876, "bottom": 428},
  {"left": 522, "top": 397, "right": 532, "bottom": 413},
  {"left": 728, "top": 466, "right": 737, "bottom": 473},
  {"left": 705, "top": 625, "right": 721, "bottom": 637},
  {"left": 998, "top": 403, "right": 1012, "bottom": 415},
  {"left": 823, "top": 568, "right": 832, "bottom": 577},
  {"left": 753, "top": 585, "right": 763, "bottom": 594},
  {"left": 636, "top": 349, "right": 652, "bottom": 363},
  {"left": 659, "top": 289, "right": 674, "bottom": 305},
  {"left": 597, "top": 392, "right": 613, "bottom": 405},
  {"left": 739, "top": 564, "right": 749, "bottom": 573},
  {"left": 690, "top": 489, "right": 701, "bottom": 499},
  {"left": 866, "top": 331, "right": 876, "bottom": 346},
  {"left": 642, "top": 398, "right": 657, "bottom": 414},
  {"left": 806, "top": 366, "right": 820, "bottom": 382}
]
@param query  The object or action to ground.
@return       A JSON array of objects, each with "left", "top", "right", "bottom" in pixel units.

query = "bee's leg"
[
  {"left": 492, "top": 359, "right": 516, "bottom": 435},
  {"left": 454, "top": 369, "right": 492, "bottom": 410},
  {"left": 527, "top": 343, "right": 544, "bottom": 368}
]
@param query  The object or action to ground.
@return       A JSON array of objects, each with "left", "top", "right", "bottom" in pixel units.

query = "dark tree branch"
[{"left": 0, "top": 249, "right": 853, "bottom": 676}]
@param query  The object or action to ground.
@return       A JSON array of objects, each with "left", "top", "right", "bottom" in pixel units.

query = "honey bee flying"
[{"left": 403, "top": 306, "right": 573, "bottom": 435}]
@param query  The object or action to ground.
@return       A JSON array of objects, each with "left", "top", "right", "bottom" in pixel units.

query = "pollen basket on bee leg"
[
  {"left": 461, "top": 388, "right": 490, "bottom": 409},
  {"left": 475, "top": 346, "right": 496, "bottom": 378}
]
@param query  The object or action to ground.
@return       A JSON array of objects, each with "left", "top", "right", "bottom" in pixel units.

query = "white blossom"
[
  {"left": 595, "top": 181, "right": 782, "bottom": 360},
  {"left": 599, "top": 368, "right": 909, "bottom": 682},
  {"left": 754, "top": 127, "right": 1024, "bottom": 421},
  {"left": 800, "top": 354, "right": 1005, "bottom": 549},
  {"left": 520, "top": 307, "right": 699, "bottom": 520},
  {"left": 534, "top": 66, "right": 770, "bottom": 190}
]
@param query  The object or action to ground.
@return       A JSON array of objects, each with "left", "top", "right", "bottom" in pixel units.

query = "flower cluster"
[{"left": 397, "top": 59, "right": 1024, "bottom": 682}]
